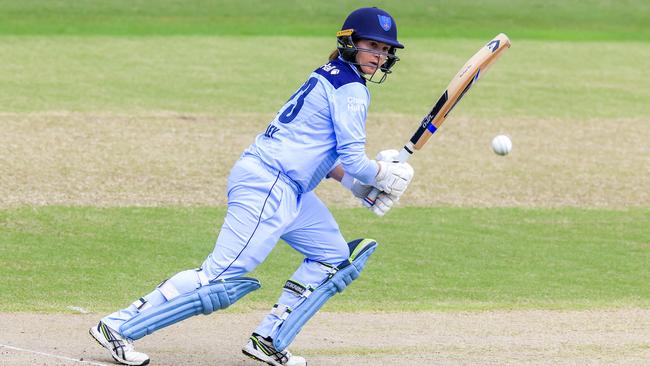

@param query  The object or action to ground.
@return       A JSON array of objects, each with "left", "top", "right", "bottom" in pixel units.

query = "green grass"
[
  {"left": 0, "top": 0, "right": 648, "bottom": 41},
  {"left": 1, "top": 207, "right": 648, "bottom": 313},
  {"left": 1, "top": 37, "right": 648, "bottom": 118}
]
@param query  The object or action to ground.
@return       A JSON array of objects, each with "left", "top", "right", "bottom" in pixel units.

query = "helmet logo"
[{"left": 377, "top": 15, "right": 392, "bottom": 31}]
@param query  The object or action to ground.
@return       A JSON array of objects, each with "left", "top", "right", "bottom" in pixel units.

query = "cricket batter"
[{"left": 89, "top": 7, "right": 413, "bottom": 366}]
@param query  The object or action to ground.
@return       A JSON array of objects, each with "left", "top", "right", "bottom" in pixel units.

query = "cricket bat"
[{"left": 365, "top": 33, "right": 511, "bottom": 207}]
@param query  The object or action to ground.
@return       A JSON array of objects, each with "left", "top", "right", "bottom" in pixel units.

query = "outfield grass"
[
  {"left": 1, "top": 207, "right": 648, "bottom": 313},
  {"left": 1, "top": 37, "right": 649, "bottom": 118},
  {"left": 0, "top": 0, "right": 648, "bottom": 41}
]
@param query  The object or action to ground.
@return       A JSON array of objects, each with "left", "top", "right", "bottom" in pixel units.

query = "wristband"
[{"left": 340, "top": 172, "right": 355, "bottom": 191}]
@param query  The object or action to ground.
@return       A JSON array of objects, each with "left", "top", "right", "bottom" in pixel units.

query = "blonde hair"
[{"left": 328, "top": 49, "right": 339, "bottom": 61}]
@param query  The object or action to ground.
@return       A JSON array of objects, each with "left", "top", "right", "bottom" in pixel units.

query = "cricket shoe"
[
  {"left": 242, "top": 333, "right": 307, "bottom": 366},
  {"left": 89, "top": 321, "right": 150, "bottom": 366}
]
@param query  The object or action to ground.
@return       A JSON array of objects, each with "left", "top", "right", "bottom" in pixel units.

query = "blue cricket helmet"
[
  {"left": 336, "top": 7, "right": 403, "bottom": 83},
  {"left": 341, "top": 7, "right": 404, "bottom": 49}
]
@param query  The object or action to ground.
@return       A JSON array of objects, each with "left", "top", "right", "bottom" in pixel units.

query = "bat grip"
[{"left": 362, "top": 147, "right": 412, "bottom": 208}]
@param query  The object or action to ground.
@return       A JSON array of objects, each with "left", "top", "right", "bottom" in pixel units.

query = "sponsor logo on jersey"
[
  {"left": 322, "top": 63, "right": 340, "bottom": 75},
  {"left": 322, "top": 63, "right": 337, "bottom": 73},
  {"left": 347, "top": 96, "right": 366, "bottom": 112}
]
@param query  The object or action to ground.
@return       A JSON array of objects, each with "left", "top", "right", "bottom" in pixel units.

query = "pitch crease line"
[{"left": 0, "top": 343, "right": 109, "bottom": 366}]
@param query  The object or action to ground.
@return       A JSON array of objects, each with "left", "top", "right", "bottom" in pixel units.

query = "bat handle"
[{"left": 362, "top": 146, "right": 413, "bottom": 208}]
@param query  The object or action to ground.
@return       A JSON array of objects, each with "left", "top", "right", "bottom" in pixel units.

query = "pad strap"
[
  {"left": 271, "top": 303, "right": 292, "bottom": 320},
  {"left": 131, "top": 297, "right": 151, "bottom": 312}
]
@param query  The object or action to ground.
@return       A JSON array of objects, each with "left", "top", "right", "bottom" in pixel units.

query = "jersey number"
[{"left": 278, "top": 77, "right": 318, "bottom": 124}]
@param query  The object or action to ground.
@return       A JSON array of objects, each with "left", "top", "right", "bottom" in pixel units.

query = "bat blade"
[{"left": 408, "top": 33, "right": 511, "bottom": 151}]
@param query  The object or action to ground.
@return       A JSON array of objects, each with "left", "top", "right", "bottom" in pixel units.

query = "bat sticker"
[
  {"left": 486, "top": 39, "right": 500, "bottom": 52},
  {"left": 444, "top": 71, "right": 479, "bottom": 118}
]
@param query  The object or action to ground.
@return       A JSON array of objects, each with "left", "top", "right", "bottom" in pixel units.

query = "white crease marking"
[{"left": 0, "top": 343, "right": 108, "bottom": 366}]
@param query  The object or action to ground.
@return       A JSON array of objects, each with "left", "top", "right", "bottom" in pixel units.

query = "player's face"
[{"left": 355, "top": 39, "right": 391, "bottom": 75}]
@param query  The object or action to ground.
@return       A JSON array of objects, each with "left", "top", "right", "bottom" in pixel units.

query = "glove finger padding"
[
  {"left": 371, "top": 192, "right": 399, "bottom": 217},
  {"left": 374, "top": 160, "right": 414, "bottom": 196}
]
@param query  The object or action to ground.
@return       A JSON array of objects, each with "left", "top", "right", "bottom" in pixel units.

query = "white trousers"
[{"left": 104, "top": 155, "right": 350, "bottom": 341}]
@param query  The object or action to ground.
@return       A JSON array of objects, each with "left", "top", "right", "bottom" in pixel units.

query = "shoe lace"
[
  {"left": 257, "top": 336, "right": 290, "bottom": 364},
  {"left": 264, "top": 346, "right": 288, "bottom": 363},
  {"left": 122, "top": 340, "right": 135, "bottom": 352},
  {"left": 106, "top": 329, "right": 135, "bottom": 353},
  {"left": 283, "top": 349, "right": 296, "bottom": 364}
]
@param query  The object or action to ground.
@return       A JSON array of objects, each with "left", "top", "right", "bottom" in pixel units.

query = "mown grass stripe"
[
  {"left": 0, "top": 0, "right": 648, "bottom": 41},
  {"left": 1, "top": 206, "right": 647, "bottom": 312}
]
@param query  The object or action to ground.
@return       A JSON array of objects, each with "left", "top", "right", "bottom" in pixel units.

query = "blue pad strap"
[
  {"left": 273, "top": 239, "right": 377, "bottom": 351},
  {"left": 120, "top": 277, "right": 260, "bottom": 340}
]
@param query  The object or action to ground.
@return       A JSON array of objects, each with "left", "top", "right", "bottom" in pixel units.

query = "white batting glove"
[
  {"left": 360, "top": 149, "right": 403, "bottom": 208},
  {"left": 370, "top": 192, "right": 399, "bottom": 217},
  {"left": 375, "top": 149, "right": 400, "bottom": 163},
  {"left": 342, "top": 150, "right": 400, "bottom": 200},
  {"left": 341, "top": 149, "right": 411, "bottom": 216},
  {"left": 343, "top": 174, "right": 398, "bottom": 216},
  {"left": 374, "top": 160, "right": 414, "bottom": 197}
]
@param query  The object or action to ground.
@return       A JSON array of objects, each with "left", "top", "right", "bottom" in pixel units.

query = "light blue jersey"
[
  {"left": 244, "top": 57, "right": 378, "bottom": 193},
  {"left": 102, "top": 57, "right": 378, "bottom": 349}
]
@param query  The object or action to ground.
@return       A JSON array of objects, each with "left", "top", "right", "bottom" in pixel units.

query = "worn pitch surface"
[
  {"left": 1, "top": 311, "right": 650, "bottom": 366},
  {"left": 1, "top": 113, "right": 648, "bottom": 208}
]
